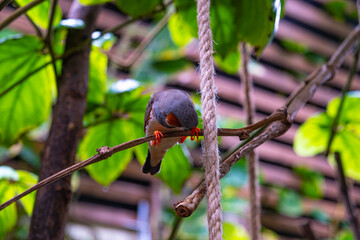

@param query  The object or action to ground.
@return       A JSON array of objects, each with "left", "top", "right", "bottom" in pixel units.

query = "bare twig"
[
  {"left": 301, "top": 220, "right": 317, "bottom": 240},
  {"left": 0, "top": 0, "right": 45, "bottom": 31},
  {"left": 0, "top": 0, "right": 13, "bottom": 11},
  {"left": 0, "top": 110, "right": 286, "bottom": 212},
  {"left": 325, "top": 44, "right": 360, "bottom": 156},
  {"left": 174, "top": 25, "right": 360, "bottom": 217},
  {"left": 112, "top": 7, "right": 174, "bottom": 68},
  {"left": 168, "top": 216, "right": 182, "bottom": 240},
  {"left": 240, "top": 42, "right": 260, "bottom": 240},
  {"left": 25, "top": 14, "right": 43, "bottom": 38},
  {"left": 334, "top": 152, "right": 360, "bottom": 239}
]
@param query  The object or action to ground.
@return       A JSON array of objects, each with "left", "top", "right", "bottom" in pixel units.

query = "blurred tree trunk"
[{"left": 28, "top": 1, "right": 100, "bottom": 239}]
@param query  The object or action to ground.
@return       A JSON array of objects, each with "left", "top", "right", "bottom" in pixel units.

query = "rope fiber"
[{"left": 196, "top": 0, "right": 223, "bottom": 239}]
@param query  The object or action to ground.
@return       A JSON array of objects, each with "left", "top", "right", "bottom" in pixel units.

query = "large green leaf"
[
  {"left": 78, "top": 120, "right": 134, "bottom": 186},
  {"left": 79, "top": 0, "right": 113, "bottom": 6},
  {"left": 170, "top": 0, "right": 280, "bottom": 69},
  {"left": 0, "top": 166, "right": 38, "bottom": 238},
  {"left": 15, "top": 0, "right": 62, "bottom": 29},
  {"left": 223, "top": 222, "right": 250, "bottom": 240},
  {"left": 294, "top": 94, "right": 360, "bottom": 181},
  {"left": 234, "top": 0, "right": 281, "bottom": 55},
  {"left": 293, "top": 113, "right": 331, "bottom": 157},
  {"left": 156, "top": 144, "right": 192, "bottom": 194},
  {"left": 0, "top": 181, "right": 17, "bottom": 239},
  {"left": 116, "top": 0, "right": 162, "bottom": 18},
  {"left": 0, "top": 35, "right": 56, "bottom": 146},
  {"left": 88, "top": 46, "right": 107, "bottom": 105}
]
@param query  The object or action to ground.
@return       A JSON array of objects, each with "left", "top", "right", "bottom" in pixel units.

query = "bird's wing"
[{"left": 144, "top": 95, "right": 155, "bottom": 132}]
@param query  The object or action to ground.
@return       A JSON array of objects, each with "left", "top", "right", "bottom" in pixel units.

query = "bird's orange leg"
[
  {"left": 190, "top": 127, "right": 201, "bottom": 142},
  {"left": 179, "top": 136, "right": 188, "bottom": 144},
  {"left": 152, "top": 131, "right": 163, "bottom": 147}
]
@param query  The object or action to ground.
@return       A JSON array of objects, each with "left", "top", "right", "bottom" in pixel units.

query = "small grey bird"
[{"left": 143, "top": 89, "right": 200, "bottom": 175}]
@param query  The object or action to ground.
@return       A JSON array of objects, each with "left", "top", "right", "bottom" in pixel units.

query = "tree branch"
[
  {"left": 0, "top": 110, "right": 286, "bottom": 212},
  {"left": 0, "top": 0, "right": 45, "bottom": 31},
  {"left": 325, "top": 43, "right": 360, "bottom": 156},
  {"left": 0, "top": 0, "right": 13, "bottom": 12},
  {"left": 174, "top": 24, "right": 360, "bottom": 218},
  {"left": 334, "top": 152, "right": 360, "bottom": 239},
  {"left": 240, "top": 42, "right": 261, "bottom": 240}
]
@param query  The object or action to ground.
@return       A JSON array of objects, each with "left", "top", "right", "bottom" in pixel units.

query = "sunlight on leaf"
[
  {"left": 116, "top": 0, "right": 162, "bottom": 18},
  {"left": 223, "top": 222, "right": 250, "bottom": 240},
  {"left": 0, "top": 36, "right": 56, "bottom": 146},
  {"left": 15, "top": 0, "right": 62, "bottom": 29},
  {"left": 293, "top": 113, "right": 331, "bottom": 157},
  {"left": 88, "top": 46, "right": 107, "bottom": 105}
]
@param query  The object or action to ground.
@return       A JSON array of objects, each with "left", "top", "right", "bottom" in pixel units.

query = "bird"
[{"left": 143, "top": 89, "right": 201, "bottom": 175}]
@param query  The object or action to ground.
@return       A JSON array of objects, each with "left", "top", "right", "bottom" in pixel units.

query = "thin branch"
[
  {"left": 240, "top": 42, "right": 260, "bottom": 240},
  {"left": 301, "top": 220, "right": 316, "bottom": 240},
  {"left": 334, "top": 152, "right": 360, "bottom": 239},
  {"left": 25, "top": 14, "right": 43, "bottom": 38},
  {"left": 0, "top": 110, "right": 286, "bottom": 212},
  {"left": 111, "top": 7, "right": 174, "bottom": 68},
  {"left": 0, "top": 0, "right": 13, "bottom": 11},
  {"left": 0, "top": 3, "right": 171, "bottom": 99},
  {"left": 45, "top": 0, "right": 59, "bottom": 82},
  {"left": 325, "top": 44, "right": 360, "bottom": 156},
  {"left": 0, "top": 0, "right": 45, "bottom": 31},
  {"left": 168, "top": 216, "right": 182, "bottom": 240},
  {"left": 174, "top": 25, "right": 360, "bottom": 218}
]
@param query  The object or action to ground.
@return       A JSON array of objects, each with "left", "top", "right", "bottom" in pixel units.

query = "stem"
[
  {"left": 168, "top": 216, "right": 182, "bottom": 240},
  {"left": 334, "top": 152, "right": 360, "bottom": 239},
  {"left": 25, "top": 14, "right": 43, "bottom": 38},
  {"left": 0, "top": 0, "right": 12, "bottom": 11},
  {"left": 240, "top": 42, "right": 260, "bottom": 240},
  {"left": 325, "top": 44, "right": 360, "bottom": 156},
  {"left": 45, "top": 0, "right": 59, "bottom": 82},
  {"left": 301, "top": 220, "right": 316, "bottom": 240},
  {"left": 0, "top": 0, "right": 45, "bottom": 31}
]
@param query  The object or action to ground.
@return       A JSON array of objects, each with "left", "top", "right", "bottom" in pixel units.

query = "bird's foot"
[
  {"left": 190, "top": 127, "right": 201, "bottom": 142},
  {"left": 179, "top": 136, "right": 187, "bottom": 144},
  {"left": 152, "top": 131, "right": 163, "bottom": 147}
]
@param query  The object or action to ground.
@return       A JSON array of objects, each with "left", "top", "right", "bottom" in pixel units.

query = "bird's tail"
[{"left": 142, "top": 149, "right": 162, "bottom": 175}]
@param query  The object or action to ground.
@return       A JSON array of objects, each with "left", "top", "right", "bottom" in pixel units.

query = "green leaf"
[
  {"left": 330, "top": 130, "right": 360, "bottom": 181},
  {"left": 223, "top": 222, "right": 250, "bottom": 240},
  {"left": 15, "top": 170, "right": 38, "bottom": 215},
  {"left": 327, "top": 95, "right": 360, "bottom": 124},
  {"left": 115, "top": 0, "right": 162, "bottom": 18},
  {"left": 293, "top": 113, "right": 331, "bottom": 157},
  {"left": 277, "top": 188, "right": 302, "bottom": 217},
  {"left": 233, "top": 0, "right": 281, "bottom": 55},
  {"left": 294, "top": 167, "right": 324, "bottom": 198},
  {"left": 88, "top": 46, "right": 107, "bottom": 105},
  {"left": 155, "top": 144, "right": 192, "bottom": 194},
  {"left": 78, "top": 120, "right": 134, "bottom": 186},
  {"left": 168, "top": 13, "right": 195, "bottom": 47},
  {"left": 214, "top": 49, "right": 241, "bottom": 75},
  {"left": 15, "top": 0, "right": 62, "bottom": 29},
  {"left": 0, "top": 35, "right": 56, "bottom": 146},
  {"left": 0, "top": 181, "right": 17, "bottom": 239},
  {"left": 0, "top": 166, "right": 19, "bottom": 181},
  {"left": 92, "top": 32, "right": 117, "bottom": 51},
  {"left": 79, "top": 0, "right": 113, "bottom": 6}
]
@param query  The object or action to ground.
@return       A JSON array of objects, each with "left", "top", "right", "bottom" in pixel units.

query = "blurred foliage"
[
  {"left": 15, "top": 0, "right": 62, "bottom": 29},
  {"left": 0, "top": 166, "right": 37, "bottom": 238},
  {"left": 277, "top": 188, "right": 303, "bottom": 217},
  {"left": 294, "top": 93, "right": 360, "bottom": 181},
  {"left": 294, "top": 166, "right": 324, "bottom": 199},
  {"left": 324, "top": 0, "right": 358, "bottom": 22}
]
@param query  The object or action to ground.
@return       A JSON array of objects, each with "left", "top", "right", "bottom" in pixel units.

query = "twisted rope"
[{"left": 197, "top": 0, "right": 223, "bottom": 239}]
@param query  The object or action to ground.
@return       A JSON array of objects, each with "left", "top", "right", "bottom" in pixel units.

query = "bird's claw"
[
  {"left": 190, "top": 127, "right": 201, "bottom": 142},
  {"left": 152, "top": 131, "right": 163, "bottom": 147}
]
